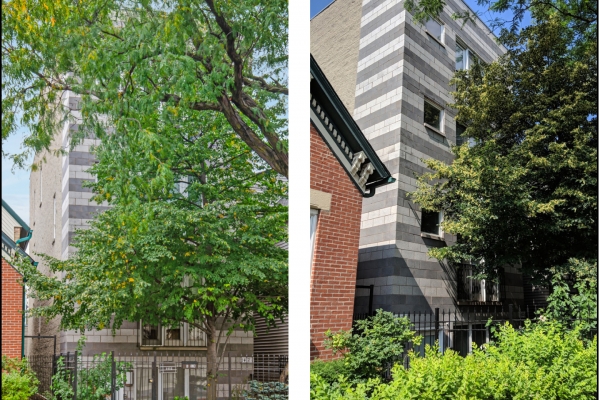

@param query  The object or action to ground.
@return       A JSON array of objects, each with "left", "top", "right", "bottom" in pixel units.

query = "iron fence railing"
[
  {"left": 25, "top": 352, "right": 288, "bottom": 400},
  {"left": 354, "top": 305, "right": 597, "bottom": 357}
]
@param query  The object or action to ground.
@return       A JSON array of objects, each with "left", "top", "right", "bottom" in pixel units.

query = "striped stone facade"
[{"left": 312, "top": 0, "right": 524, "bottom": 315}]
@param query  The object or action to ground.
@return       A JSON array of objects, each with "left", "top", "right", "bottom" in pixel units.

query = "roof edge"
[{"left": 2, "top": 199, "right": 31, "bottom": 232}]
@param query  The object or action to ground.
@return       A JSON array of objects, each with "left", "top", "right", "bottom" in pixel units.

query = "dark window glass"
[
  {"left": 142, "top": 324, "right": 161, "bottom": 345},
  {"left": 456, "top": 123, "right": 467, "bottom": 145},
  {"left": 424, "top": 102, "right": 442, "bottom": 130},
  {"left": 425, "top": 19, "right": 443, "bottom": 42},
  {"left": 166, "top": 328, "right": 181, "bottom": 340},
  {"left": 421, "top": 210, "right": 440, "bottom": 235}
]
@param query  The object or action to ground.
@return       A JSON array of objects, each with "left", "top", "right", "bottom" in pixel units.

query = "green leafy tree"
[
  {"left": 2, "top": 0, "right": 289, "bottom": 176},
  {"left": 410, "top": 13, "right": 597, "bottom": 286},
  {"left": 14, "top": 122, "right": 288, "bottom": 400},
  {"left": 324, "top": 310, "right": 418, "bottom": 383}
]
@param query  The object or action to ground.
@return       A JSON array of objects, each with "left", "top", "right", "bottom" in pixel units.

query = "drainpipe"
[
  {"left": 16, "top": 230, "right": 34, "bottom": 359},
  {"left": 21, "top": 284, "right": 25, "bottom": 359},
  {"left": 15, "top": 230, "right": 33, "bottom": 247}
]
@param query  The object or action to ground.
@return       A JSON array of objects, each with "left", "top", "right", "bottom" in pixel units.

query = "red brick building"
[
  {"left": 2, "top": 258, "right": 25, "bottom": 358},
  {"left": 2, "top": 199, "right": 34, "bottom": 358},
  {"left": 310, "top": 55, "right": 394, "bottom": 360}
]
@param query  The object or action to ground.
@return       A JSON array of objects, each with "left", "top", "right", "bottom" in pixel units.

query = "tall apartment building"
[
  {"left": 311, "top": 0, "right": 524, "bottom": 319},
  {"left": 27, "top": 91, "right": 256, "bottom": 399}
]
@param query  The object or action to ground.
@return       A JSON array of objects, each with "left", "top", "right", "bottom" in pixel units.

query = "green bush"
[
  {"left": 310, "top": 358, "right": 352, "bottom": 386},
  {"left": 243, "top": 380, "right": 288, "bottom": 400},
  {"left": 324, "top": 310, "right": 417, "bottom": 382},
  {"left": 312, "top": 320, "right": 598, "bottom": 399},
  {"left": 1, "top": 356, "right": 39, "bottom": 400}
]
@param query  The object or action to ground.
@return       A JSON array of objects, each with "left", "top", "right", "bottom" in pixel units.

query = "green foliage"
[
  {"left": 312, "top": 321, "right": 598, "bottom": 400},
  {"left": 2, "top": 0, "right": 289, "bottom": 176},
  {"left": 324, "top": 310, "right": 418, "bottom": 382},
  {"left": 243, "top": 381, "right": 288, "bottom": 400},
  {"left": 543, "top": 259, "right": 598, "bottom": 333},
  {"left": 310, "top": 359, "right": 352, "bottom": 386},
  {"left": 410, "top": 13, "right": 597, "bottom": 285},
  {"left": 12, "top": 82, "right": 287, "bottom": 400},
  {"left": 1, "top": 356, "right": 39, "bottom": 400},
  {"left": 49, "top": 337, "right": 133, "bottom": 400}
]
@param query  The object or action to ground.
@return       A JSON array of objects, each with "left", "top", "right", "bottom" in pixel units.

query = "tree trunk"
[{"left": 206, "top": 318, "right": 218, "bottom": 400}]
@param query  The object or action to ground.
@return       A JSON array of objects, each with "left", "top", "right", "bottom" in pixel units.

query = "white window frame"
[
  {"left": 455, "top": 40, "right": 478, "bottom": 71},
  {"left": 424, "top": 99, "right": 444, "bottom": 134},
  {"left": 310, "top": 208, "right": 319, "bottom": 266},
  {"left": 425, "top": 18, "right": 445, "bottom": 44}
]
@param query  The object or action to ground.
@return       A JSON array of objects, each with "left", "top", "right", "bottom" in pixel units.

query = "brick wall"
[
  {"left": 2, "top": 257, "right": 24, "bottom": 358},
  {"left": 310, "top": 122, "right": 363, "bottom": 360}
]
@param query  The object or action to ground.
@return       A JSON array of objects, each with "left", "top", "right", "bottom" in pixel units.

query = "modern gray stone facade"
[{"left": 312, "top": 0, "right": 524, "bottom": 316}]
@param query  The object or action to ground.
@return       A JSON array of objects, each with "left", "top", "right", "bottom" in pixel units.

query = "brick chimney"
[{"left": 14, "top": 226, "right": 27, "bottom": 250}]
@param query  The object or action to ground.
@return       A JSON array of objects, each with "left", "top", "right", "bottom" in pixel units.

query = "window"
[
  {"left": 140, "top": 321, "right": 206, "bottom": 347},
  {"left": 425, "top": 19, "right": 444, "bottom": 43},
  {"left": 456, "top": 264, "right": 502, "bottom": 303},
  {"left": 310, "top": 209, "right": 319, "bottom": 265},
  {"left": 456, "top": 41, "right": 478, "bottom": 71},
  {"left": 421, "top": 210, "right": 442, "bottom": 236},
  {"left": 456, "top": 123, "right": 475, "bottom": 147},
  {"left": 424, "top": 100, "right": 443, "bottom": 132},
  {"left": 456, "top": 123, "right": 467, "bottom": 146}
]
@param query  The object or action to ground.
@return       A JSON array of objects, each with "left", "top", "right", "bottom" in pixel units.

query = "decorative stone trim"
[
  {"left": 310, "top": 189, "right": 332, "bottom": 211},
  {"left": 310, "top": 95, "right": 375, "bottom": 192}
]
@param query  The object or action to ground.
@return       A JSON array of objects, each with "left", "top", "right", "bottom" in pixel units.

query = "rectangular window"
[
  {"left": 310, "top": 209, "right": 319, "bottom": 266},
  {"left": 424, "top": 101, "right": 443, "bottom": 132},
  {"left": 140, "top": 321, "right": 206, "bottom": 347},
  {"left": 456, "top": 123, "right": 467, "bottom": 146},
  {"left": 421, "top": 210, "right": 442, "bottom": 236},
  {"left": 456, "top": 41, "right": 478, "bottom": 70},
  {"left": 425, "top": 19, "right": 444, "bottom": 43}
]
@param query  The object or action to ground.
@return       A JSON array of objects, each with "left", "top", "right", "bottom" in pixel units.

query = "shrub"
[
  {"left": 310, "top": 358, "right": 352, "bottom": 385},
  {"left": 243, "top": 380, "right": 288, "bottom": 400},
  {"left": 324, "top": 310, "right": 418, "bottom": 382},
  {"left": 312, "top": 321, "right": 598, "bottom": 399},
  {"left": 1, "top": 356, "right": 39, "bottom": 400}
]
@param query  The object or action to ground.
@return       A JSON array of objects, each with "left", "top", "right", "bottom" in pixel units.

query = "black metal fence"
[
  {"left": 354, "top": 305, "right": 598, "bottom": 356},
  {"left": 26, "top": 352, "right": 288, "bottom": 400},
  {"left": 353, "top": 305, "right": 597, "bottom": 380}
]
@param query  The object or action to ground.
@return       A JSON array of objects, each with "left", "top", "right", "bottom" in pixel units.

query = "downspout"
[
  {"left": 364, "top": 176, "right": 396, "bottom": 198},
  {"left": 16, "top": 230, "right": 34, "bottom": 359},
  {"left": 15, "top": 230, "right": 33, "bottom": 247},
  {"left": 21, "top": 284, "right": 25, "bottom": 359}
]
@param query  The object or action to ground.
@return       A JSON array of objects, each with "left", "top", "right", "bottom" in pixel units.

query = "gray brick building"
[{"left": 312, "top": 0, "right": 524, "bottom": 318}]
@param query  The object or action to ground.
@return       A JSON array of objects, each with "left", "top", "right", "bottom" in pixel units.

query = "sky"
[
  {"left": 2, "top": 0, "right": 530, "bottom": 225},
  {"left": 2, "top": 127, "right": 33, "bottom": 224},
  {"left": 311, "top": 0, "right": 530, "bottom": 34}
]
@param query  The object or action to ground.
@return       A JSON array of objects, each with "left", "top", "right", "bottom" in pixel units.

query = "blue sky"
[
  {"left": 311, "top": 0, "right": 530, "bottom": 34},
  {"left": 2, "top": 127, "right": 32, "bottom": 224}
]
